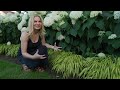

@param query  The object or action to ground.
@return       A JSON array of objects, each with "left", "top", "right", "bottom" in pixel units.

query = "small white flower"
[
  {"left": 57, "top": 34, "right": 65, "bottom": 40},
  {"left": 97, "top": 52, "right": 106, "bottom": 58},
  {"left": 108, "top": 34, "right": 117, "bottom": 39},
  {"left": 71, "top": 19, "right": 76, "bottom": 25},
  {"left": 7, "top": 41, "right": 11, "bottom": 45},
  {"left": 98, "top": 31, "right": 105, "bottom": 36}
]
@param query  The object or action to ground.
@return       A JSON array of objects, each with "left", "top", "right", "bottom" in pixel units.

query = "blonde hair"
[{"left": 28, "top": 13, "right": 46, "bottom": 37}]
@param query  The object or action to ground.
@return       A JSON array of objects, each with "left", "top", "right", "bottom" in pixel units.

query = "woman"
[{"left": 17, "top": 13, "right": 61, "bottom": 72}]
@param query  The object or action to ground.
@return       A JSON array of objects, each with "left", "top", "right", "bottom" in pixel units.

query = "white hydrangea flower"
[
  {"left": 27, "top": 11, "right": 35, "bottom": 17},
  {"left": 22, "top": 13, "right": 28, "bottom": 20},
  {"left": 97, "top": 52, "right": 106, "bottom": 58},
  {"left": 114, "top": 11, "right": 120, "bottom": 19},
  {"left": 9, "top": 14, "right": 18, "bottom": 22},
  {"left": 90, "top": 11, "right": 102, "bottom": 18},
  {"left": 69, "top": 11, "right": 83, "bottom": 20},
  {"left": 57, "top": 34, "right": 65, "bottom": 40},
  {"left": 54, "top": 14, "right": 62, "bottom": 21},
  {"left": 2, "top": 17, "right": 10, "bottom": 23},
  {"left": 7, "top": 41, "right": 11, "bottom": 45},
  {"left": 98, "top": 31, "right": 105, "bottom": 36},
  {"left": 0, "top": 15, "right": 4, "bottom": 23},
  {"left": 21, "top": 11, "right": 25, "bottom": 14},
  {"left": 51, "top": 11, "right": 60, "bottom": 15},
  {"left": 71, "top": 19, "right": 76, "bottom": 25},
  {"left": 108, "top": 34, "right": 117, "bottom": 39},
  {"left": 59, "top": 11, "right": 68, "bottom": 17},
  {"left": 43, "top": 17, "right": 54, "bottom": 27},
  {"left": 36, "top": 11, "right": 47, "bottom": 15},
  {"left": 0, "top": 11, "right": 6, "bottom": 16},
  {"left": 21, "top": 27, "right": 29, "bottom": 32},
  {"left": 18, "top": 23, "right": 23, "bottom": 30},
  {"left": 59, "top": 20, "right": 65, "bottom": 26}
]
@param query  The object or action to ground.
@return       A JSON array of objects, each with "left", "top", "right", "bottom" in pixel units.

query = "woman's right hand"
[{"left": 33, "top": 49, "right": 46, "bottom": 60}]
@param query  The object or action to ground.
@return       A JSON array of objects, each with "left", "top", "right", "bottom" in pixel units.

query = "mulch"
[{"left": 0, "top": 55, "right": 20, "bottom": 64}]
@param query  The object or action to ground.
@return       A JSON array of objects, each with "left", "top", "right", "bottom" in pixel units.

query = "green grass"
[{"left": 0, "top": 60, "right": 53, "bottom": 79}]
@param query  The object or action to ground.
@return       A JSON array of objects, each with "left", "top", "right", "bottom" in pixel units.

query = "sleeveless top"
[{"left": 18, "top": 36, "right": 42, "bottom": 56}]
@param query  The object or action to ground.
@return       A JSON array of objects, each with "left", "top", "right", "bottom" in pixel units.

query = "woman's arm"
[
  {"left": 21, "top": 32, "right": 35, "bottom": 59},
  {"left": 41, "top": 35, "right": 62, "bottom": 50}
]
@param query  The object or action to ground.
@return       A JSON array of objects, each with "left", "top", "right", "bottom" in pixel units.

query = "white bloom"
[
  {"left": 69, "top": 11, "right": 83, "bottom": 20},
  {"left": 54, "top": 15, "right": 62, "bottom": 21},
  {"left": 51, "top": 11, "right": 60, "bottom": 15},
  {"left": 7, "top": 41, "right": 11, "bottom": 45},
  {"left": 22, "top": 13, "right": 28, "bottom": 20},
  {"left": 71, "top": 19, "right": 76, "bottom": 25},
  {"left": 21, "top": 19, "right": 27, "bottom": 26},
  {"left": 18, "top": 23, "right": 23, "bottom": 30},
  {"left": 0, "top": 11, "right": 6, "bottom": 16},
  {"left": 2, "top": 17, "right": 10, "bottom": 23},
  {"left": 98, "top": 31, "right": 105, "bottom": 36},
  {"left": 0, "top": 15, "right": 4, "bottom": 23},
  {"left": 9, "top": 14, "right": 18, "bottom": 22},
  {"left": 114, "top": 11, "right": 120, "bottom": 19},
  {"left": 27, "top": 11, "right": 35, "bottom": 17},
  {"left": 108, "top": 34, "right": 117, "bottom": 39},
  {"left": 36, "top": 11, "right": 47, "bottom": 15},
  {"left": 59, "top": 20, "right": 65, "bottom": 26},
  {"left": 57, "top": 34, "right": 65, "bottom": 40},
  {"left": 21, "top": 11, "right": 25, "bottom": 14},
  {"left": 43, "top": 17, "right": 54, "bottom": 27},
  {"left": 90, "top": 11, "right": 102, "bottom": 18},
  {"left": 21, "top": 27, "right": 29, "bottom": 32},
  {"left": 97, "top": 52, "right": 106, "bottom": 58},
  {"left": 59, "top": 11, "right": 68, "bottom": 17}
]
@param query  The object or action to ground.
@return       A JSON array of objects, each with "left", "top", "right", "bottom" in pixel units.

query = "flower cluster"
[
  {"left": 108, "top": 34, "right": 117, "bottom": 39},
  {"left": 90, "top": 11, "right": 102, "bottom": 18},
  {"left": 98, "top": 31, "right": 105, "bottom": 36},
  {"left": 97, "top": 52, "right": 106, "bottom": 58},
  {"left": 114, "top": 11, "right": 120, "bottom": 19},
  {"left": 69, "top": 11, "right": 83, "bottom": 25}
]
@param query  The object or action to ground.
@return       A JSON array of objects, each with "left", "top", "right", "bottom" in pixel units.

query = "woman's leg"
[{"left": 38, "top": 45, "right": 49, "bottom": 70}]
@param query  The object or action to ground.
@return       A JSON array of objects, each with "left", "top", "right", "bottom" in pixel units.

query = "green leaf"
[
  {"left": 114, "top": 23, "right": 120, "bottom": 36},
  {"left": 95, "top": 19, "right": 105, "bottom": 30},
  {"left": 56, "top": 32, "right": 61, "bottom": 39},
  {"left": 105, "top": 31, "right": 112, "bottom": 37},
  {"left": 79, "top": 42, "right": 86, "bottom": 54},
  {"left": 65, "top": 36, "right": 70, "bottom": 44},
  {"left": 73, "top": 20, "right": 81, "bottom": 30},
  {"left": 70, "top": 28, "right": 77, "bottom": 37},
  {"left": 87, "top": 28, "right": 98, "bottom": 39},
  {"left": 59, "top": 42, "right": 67, "bottom": 49},
  {"left": 111, "top": 39, "right": 120, "bottom": 49}
]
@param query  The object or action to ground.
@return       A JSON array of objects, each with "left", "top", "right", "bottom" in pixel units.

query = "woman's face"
[{"left": 33, "top": 16, "right": 42, "bottom": 30}]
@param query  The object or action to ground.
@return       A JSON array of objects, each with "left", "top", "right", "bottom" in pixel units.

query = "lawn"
[{"left": 0, "top": 60, "right": 53, "bottom": 79}]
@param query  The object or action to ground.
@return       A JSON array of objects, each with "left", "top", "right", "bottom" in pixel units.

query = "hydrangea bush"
[{"left": 0, "top": 11, "right": 120, "bottom": 57}]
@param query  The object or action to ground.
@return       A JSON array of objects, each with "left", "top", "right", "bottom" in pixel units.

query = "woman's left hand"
[{"left": 53, "top": 42, "right": 62, "bottom": 51}]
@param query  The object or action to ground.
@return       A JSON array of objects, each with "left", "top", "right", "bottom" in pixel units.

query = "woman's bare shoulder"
[{"left": 20, "top": 32, "right": 29, "bottom": 41}]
